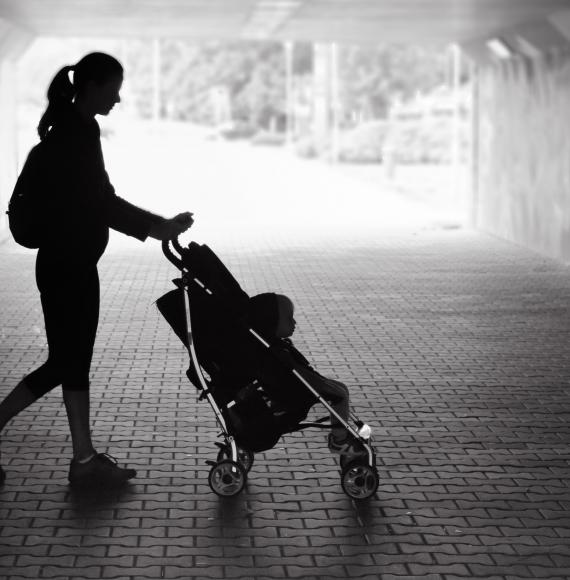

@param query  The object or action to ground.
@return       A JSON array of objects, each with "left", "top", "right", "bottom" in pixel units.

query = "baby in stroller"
[
  {"left": 159, "top": 239, "right": 378, "bottom": 499},
  {"left": 246, "top": 292, "right": 365, "bottom": 460}
]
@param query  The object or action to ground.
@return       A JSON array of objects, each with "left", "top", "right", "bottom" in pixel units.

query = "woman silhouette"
[{"left": 0, "top": 52, "right": 193, "bottom": 488}]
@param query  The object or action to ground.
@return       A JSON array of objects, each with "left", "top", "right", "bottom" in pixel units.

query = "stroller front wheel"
[
  {"left": 208, "top": 460, "right": 247, "bottom": 497},
  {"left": 216, "top": 445, "right": 255, "bottom": 473},
  {"left": 340, "top": 460, "right": 379, "bottom": 500}
]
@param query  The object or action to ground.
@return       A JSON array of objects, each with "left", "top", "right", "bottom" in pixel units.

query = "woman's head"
[
  {"left": 38, "top": 52, "right": 124, "bottom": 139},
  {"left": 247, "top": 292, "right": 296, "bottom": 339}
]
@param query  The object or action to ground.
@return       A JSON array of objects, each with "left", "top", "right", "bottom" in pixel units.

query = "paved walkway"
[
  {"left": 1, "top": 223, "right": 570, "bottom": 579},
  {"left": 1, "top": 132, "right": 570, "bottom": 579}
]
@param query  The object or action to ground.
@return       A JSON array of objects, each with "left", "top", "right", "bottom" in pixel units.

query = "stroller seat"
[{"left": 156, "top": 242, "right": 316, "bottom": 452}]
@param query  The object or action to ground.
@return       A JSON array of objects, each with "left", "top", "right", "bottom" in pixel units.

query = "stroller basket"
[{"left": 158, "top": 237, "right": 378, "bottom": 500}]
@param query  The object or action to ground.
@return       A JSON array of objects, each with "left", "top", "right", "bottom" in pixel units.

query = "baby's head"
[{"left": 247, "top": 292, "right": 296, "bottom": 339}]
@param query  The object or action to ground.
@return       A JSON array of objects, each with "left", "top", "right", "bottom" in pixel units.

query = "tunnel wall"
[
  {"left": 0, "top": 58, "right": 19, "bottom": 241},
  {"left": 475, "top": 52, "right": 570, "bottom": 262},
  {"left": 0, "top": 20, "right": 33, "bottom": 243}
]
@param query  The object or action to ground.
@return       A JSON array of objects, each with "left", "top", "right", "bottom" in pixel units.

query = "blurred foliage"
[
  {"left": 120, "top": 40, "right": 297, "bottom": 127},
  {"left": 338, "top": 44, "right": 448, "bottom": 121},
  {"left": 334, "top": 99, "right": 470, "bottom": 165},
  {"left": 385, "top": 117, "right": 470, "bottom": 165},
  {"left": 18, "top": 37, "right": 464, "bottom": 163},
  {"left": 337, "top": 120, "right": 389, "bottom": 163}
]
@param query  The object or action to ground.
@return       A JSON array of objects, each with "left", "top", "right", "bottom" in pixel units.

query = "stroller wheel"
[
  {"left": 340, "top": 460, "right": 379, "bottom": 500},
  {"left": 216, "top": 445, "right": 255, "bottom": 473},
  {"left": 208, "top": 460, "right": 247, "bottom": 497}
]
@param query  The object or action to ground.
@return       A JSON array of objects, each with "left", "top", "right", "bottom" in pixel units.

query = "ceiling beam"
[
  {"left": 1, "top": 0, "right": 570, "bottom": 45},
  {"left": 241, "top": 0, "right": 303, "bottom": 40},
  {"left": 0, "top": 17, "right": 34, "bottom": 59}
]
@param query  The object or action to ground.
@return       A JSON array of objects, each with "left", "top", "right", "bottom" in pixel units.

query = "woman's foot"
[{"left": 68, "top": 453, "right": 136, "bottom": 488}]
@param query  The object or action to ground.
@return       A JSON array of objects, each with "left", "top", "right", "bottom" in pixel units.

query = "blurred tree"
[
  {"left": 123, "top": 40, "right": 448, "bottom": 128},
  {"left": 338, "top": 44, "right": 448, "bottom": 122},
  {"left": 233, "top": 43, "right": 286, "bottom": 129},
  {"left": 18, "top": 38, "right": 448, "bottom": 131},
  {"left": 127, "top": 40, "right": 288, "bottom": 127}
]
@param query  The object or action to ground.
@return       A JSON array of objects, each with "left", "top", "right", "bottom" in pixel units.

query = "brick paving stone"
[
  {"left": 100, "top": 566, "right": 164, "bottom": 579},
  {"left": 529, "top": 569, "right": 570, "bottom": 579},
  {"left": 42, "top": 566, "right": 104, "bottom": 578},
  {"left": 0, "top": 567, "right": 42, "bottom": 579},
  {"left": 3, "top": 226, "right": 570, "bottom": 579},
  {"left": 383, "top": 576, "right": 444, "bottom": 580}
]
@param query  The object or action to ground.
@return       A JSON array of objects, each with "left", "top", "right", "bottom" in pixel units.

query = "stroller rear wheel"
[
  {"left": 208, "top": 460, "right": 247, "bottom": 497},
  {"left": 216, "top": 444, "right": 254, "bottom": 473},
  {"left": 340, "top": 460, "right": 379, "bottom": 500}
]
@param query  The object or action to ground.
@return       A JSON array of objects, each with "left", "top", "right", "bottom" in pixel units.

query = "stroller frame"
[{"left": 161, "top": 238, "right": 379, "bottom": 500}]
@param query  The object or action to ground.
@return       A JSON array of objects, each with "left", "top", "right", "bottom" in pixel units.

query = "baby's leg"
[
  {"left": 315, "top": 377, "right": 350, "bottom": 438},
  {"left": 311, "top": 377, "right": 366, "bottom": 458},
  {"left": 289, "top": 365, "right": 350, "bottom": 438}
]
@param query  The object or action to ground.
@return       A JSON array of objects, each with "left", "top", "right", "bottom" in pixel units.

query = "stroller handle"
[
  {"left": 171, "top": 236, "right": 185, "bottom": 255},
  {"left": 162, "top": 237, "right": 184, "bottom": 270}
]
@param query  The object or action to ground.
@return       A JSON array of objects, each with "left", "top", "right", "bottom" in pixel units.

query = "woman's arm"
[
  {"left": 104, "top": 178, "right": 193, "bottom": 241},
  {"left": 148, "top": 212, "right": 194, "bottom": 240}
]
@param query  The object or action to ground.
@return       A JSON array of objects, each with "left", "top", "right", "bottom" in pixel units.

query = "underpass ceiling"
[{"left": 1, "top": 0, "right": 570, "bottom": 45}]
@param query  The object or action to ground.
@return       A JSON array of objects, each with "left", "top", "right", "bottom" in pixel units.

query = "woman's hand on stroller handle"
[{"left": 150, "top": 212, "right": 194, "bottom": 241}]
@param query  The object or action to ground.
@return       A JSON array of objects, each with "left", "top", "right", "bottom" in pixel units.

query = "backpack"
[{"left": 6, "top": 142, "right": 48, "bottom": 249}]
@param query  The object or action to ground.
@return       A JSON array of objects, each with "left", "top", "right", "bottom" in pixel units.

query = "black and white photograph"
[{"left": 1, "top": 1, "right": 570, "bottom": 579}]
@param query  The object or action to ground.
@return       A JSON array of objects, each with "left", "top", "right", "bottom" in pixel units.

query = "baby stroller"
[{"left": 157, "top": 238, "right": 379, "bottom": 500}]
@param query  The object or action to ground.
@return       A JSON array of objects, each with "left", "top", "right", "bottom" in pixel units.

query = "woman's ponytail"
[
  {"left": 37, "top": 53, "right": 123, "bottom": 140},
  {"left": 37, "top": 65, "right": 76, "bottom": 140}
]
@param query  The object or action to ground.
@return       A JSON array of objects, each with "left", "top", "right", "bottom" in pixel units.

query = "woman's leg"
[
  {"left": 63, "top": 390, "right": 96, "bottom": 461},
  {"left": 61, "top": 267, "right": 136, "bottom": 487},
  {"left": 0, "top": 253, "right": 68, "bottom": 433},
  {"left": 0, "top": 380, "right": 41, "bottom": 433},
  {"left": 0, "top": 370, "right": 61, "bottom": 485},
  {"left": 0, "top": 255, "right": 65, "bottom": 482},
  {"left": 59, "top": 266, "right": 100, "bottom": 461},
  {"left": 0, "top": 378, "right": 95, "bottom": 485},
  {"left": 2, "top": 257, "right": 136, "bottom": 487},
  {"left": 24, "top": 256, "right": 98, "bottom": 462}
]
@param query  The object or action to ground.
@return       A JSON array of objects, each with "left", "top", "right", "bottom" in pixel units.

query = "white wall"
[
  {"left": 475, "top": 52, "right": 570, "bottom": 261},
  {"left": 0, "top": 20, "right": 33, "bottom": 242}
]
